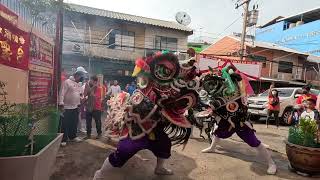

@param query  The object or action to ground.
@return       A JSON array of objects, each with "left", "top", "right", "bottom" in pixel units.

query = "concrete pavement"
[{"left": 51, "top": 123, "right": 316, "bottom": 180}]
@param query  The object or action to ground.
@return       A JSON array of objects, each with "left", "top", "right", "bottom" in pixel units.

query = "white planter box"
[{"left": 0, "top": 133, "right": 63, "bottom": 180}]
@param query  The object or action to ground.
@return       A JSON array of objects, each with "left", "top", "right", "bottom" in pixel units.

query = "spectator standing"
[
  {"left": 108, "top": 80, "right": 121, "bottom": 97},
  {"left": 125, "top": 84, "right": 130, "bottom": 92},
  {"left": 78, "top": 78, "right": 88, "bottom": 133},
  {"left": 296, "top": 85, "right": 317, "bottom": 109},
  {"left": 127, "top": 81, "right": 136, "bottom": 95},
  {"left": 102, "top": 80, "right": 108, "bottom": 110},
  {"left": 300, "top": 98, "right": 320, "bottom": 121},
  {"left": 266, "top": 84, "right": 280, "bottom": 128},
  {"left": 59, "top": 67, "right": 87, "bottom": 146},
  {"left": 84, "top": 75, "right": 103, "bottom": 139},
  {"left": 315, "top": 91, "right": 320, "bottom": 111}
]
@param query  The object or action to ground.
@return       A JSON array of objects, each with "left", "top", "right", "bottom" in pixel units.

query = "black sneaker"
[{"left": 96, "top": 134, "right": 102, "bottom": 139}]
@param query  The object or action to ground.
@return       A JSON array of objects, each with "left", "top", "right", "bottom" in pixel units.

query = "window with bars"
[
  {"left": 155, "top": 36, "right": 178, "bottom": 51},
  {"left": 278, "top": 61, "right": 293, "bottom": 73},
  {"left": 108, "top": 29, "right": 135, "bottom": 51}
]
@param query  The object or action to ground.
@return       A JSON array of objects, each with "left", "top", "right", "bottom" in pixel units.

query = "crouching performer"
[
  {"left": 93, "top": 52, "right": 199, "bottom": 179},
  {"left": 200, "top": 66, "right": 277, "bottom": 175}
]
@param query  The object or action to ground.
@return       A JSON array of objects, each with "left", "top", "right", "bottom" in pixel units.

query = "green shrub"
[{"left": 288, "top": 117, "right": 320, "bottom": 148}]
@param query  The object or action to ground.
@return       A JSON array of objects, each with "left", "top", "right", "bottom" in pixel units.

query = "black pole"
[{"left": 54, "top": 0, "right": 63, "bottom": 104}]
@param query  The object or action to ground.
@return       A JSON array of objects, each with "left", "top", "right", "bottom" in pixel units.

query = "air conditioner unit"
[
  {"left": 72, "top": 43, "right": 84, "bottom": 53},
  {"left": 277, "top": 73, "right": 285, "bottom": 80},
  {"left": 293, "top": 73, "right": 303, "bottom": 80}
]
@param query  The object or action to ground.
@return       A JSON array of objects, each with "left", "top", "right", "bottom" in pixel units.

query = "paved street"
[{"left": 51, "top": 123, "right": 318, "bottom": 180}]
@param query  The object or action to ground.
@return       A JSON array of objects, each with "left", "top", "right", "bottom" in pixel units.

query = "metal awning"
[
  {"left": 278, "top": 7, "right": 320, "bottom": 23},
  {"left": 307, "top": 55, "right": 320, "bottom": 64},
  {"left": 258, "top": 77, "right": 306, "bottom": 86}
]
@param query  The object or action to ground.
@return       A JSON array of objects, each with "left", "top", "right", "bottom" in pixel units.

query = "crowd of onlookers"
[
  {"left": 267, "top": 83, "right": 320, "bottom": 128},
  {"left": 59, "top": 67, "right": 136, "bottom": 146}
]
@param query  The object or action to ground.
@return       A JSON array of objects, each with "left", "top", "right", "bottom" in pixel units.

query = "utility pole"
[
  {"left": 236, "top": 0, "right": 250, "bottom": 61},
  {"left": 55, "top": 0, "right": 63, "bottom": 101}
]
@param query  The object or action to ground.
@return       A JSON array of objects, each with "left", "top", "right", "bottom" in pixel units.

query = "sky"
[{"left": 65, "top": 0, "right": 320, "bottom": 43}]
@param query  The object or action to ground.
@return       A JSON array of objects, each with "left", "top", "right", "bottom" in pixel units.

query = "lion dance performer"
[
  {"left": 93, "top": 52, "right": 199, "bottom": 179},
  {"left": 198, "top": 66, "right": 277, "bottom": 175}
]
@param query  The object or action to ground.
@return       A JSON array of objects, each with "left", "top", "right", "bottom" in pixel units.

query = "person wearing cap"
[
  {"left": 296, "top": 85, "right": 317, "bottom": 109},
  {"left": 266, "top": 83, "right": 280, "bottom": 128},
  {"left": 59, "top": 67, "right": 87, "bottom": 146}
]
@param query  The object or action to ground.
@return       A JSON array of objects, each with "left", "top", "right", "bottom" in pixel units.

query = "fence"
[{"left": 0, "top": 0, "right": 54, "bottom": 36}]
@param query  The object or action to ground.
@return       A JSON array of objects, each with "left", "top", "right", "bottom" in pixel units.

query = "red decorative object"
[{"left": 0, "top": 16, "right": 29, "bottom": 70}]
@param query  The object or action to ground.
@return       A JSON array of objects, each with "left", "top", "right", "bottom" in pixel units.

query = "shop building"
[
  {"left": 201, "top": 35, "right": 320, "bottom": 87},
  {"left": 256, "top": 7, "right": 320, "bottom": 57},
  {"left": 62, "top": 4, "right": 193, "bottom": 87}
]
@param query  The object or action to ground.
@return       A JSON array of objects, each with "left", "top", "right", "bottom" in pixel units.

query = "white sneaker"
[
  {"left": 61, "top": 142, "right": 67, "bottom": 147},
  {"left": 93, "top": 170, "right": 103, "bottom": 180},
  {"left": 201, "top": 147, "right": 215, "bottom": 153},
  {"left": 267, "top": 164, "right": 277, "bottom": 175},
  {"left": 80, "top": 129, "right": 87, "bottom": 133},
  {"left": 71, "top": 137, "right": 83, "bottom": 142},
  {"left": 155, "top": 167, "right": 173, "bottom": 175}
]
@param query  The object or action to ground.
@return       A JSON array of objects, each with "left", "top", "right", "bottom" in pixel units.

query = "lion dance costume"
[
  {"left": 93, "top": 52, "right": 199, "bottom": 179},
  {"left": 196, "top": 66, "right": 277, "bottom": 175}
]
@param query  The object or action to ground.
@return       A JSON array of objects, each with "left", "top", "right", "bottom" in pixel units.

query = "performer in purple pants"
[
  {"left": 108, "top": 126, "right": 171, "bottom": 168},
  {"left": 93, "top": 52, "right": 199, "bottom": 179},
  {"left": 198, "top": 67, "right": 277, "bottom": 175}
]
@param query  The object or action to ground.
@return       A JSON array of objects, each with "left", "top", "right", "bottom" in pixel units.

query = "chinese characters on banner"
[
  {"left": 29, "top": 35, "right": 54, "bottom": 108},
  {"left": 0, "top": 16, "right": 29, "bottom": 70},
  {"left": 30, "top": 35, "right": 54, "bottom": 68},
  {"left": 29, "top": 71, "right": 53, "bottom": 109}
]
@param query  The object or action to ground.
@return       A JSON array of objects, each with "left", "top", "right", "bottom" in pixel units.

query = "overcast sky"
[{"left": 66, "top": 0, "right": 320, "bottom": 42}]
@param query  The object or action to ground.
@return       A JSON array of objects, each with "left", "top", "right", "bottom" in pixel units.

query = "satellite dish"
[{"left": 175, "top": 12, "right": 191, "bottom": 26}]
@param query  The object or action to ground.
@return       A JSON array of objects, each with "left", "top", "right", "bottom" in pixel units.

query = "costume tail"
[{"left": 164, "top": 123, "right": 191, "bottom": 149}]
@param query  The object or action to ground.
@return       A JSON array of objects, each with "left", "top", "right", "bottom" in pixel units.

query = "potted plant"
[
  {"left": 0, "top": 81, "right": 62, "bottom": 180},
  {"left": 285, "top": 116, "right": 320, "bottom": 175}
]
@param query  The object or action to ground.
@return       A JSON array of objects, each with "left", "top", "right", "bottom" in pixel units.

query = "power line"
[{"left": 63, "top": 38, "right": 189, "bottom": 53}]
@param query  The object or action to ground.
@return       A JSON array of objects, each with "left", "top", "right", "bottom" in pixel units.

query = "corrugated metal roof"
[
  {"left": 278, "top": 7, "right": 320, "bottom": 22},
  {"left": 68, "top": 3, "right": 193, "bottom": 33},
  {"left": 307, "top": 55, "right": 320, "bottom": 63}
]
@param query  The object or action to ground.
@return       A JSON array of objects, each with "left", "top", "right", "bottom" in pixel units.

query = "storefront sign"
[
  {"left": 0, "top": 16, "right": 29, "bottom": 70},
  {"left": 0, "top": 4, "right": 18, "bottom": 25},
  {"left": 275, "top": 29, "right": 320, "bottom": 44},
  {"left": 29, "top": 63, "right": 54, "bottom": 74},
  {"left": 29, "top": 70, "right": 53, "bottom": 108},
  {"left": 30, "top": 35, "right": 54, "bottom": 68}
]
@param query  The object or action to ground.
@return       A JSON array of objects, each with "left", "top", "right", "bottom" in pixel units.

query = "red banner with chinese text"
[{"left": 0, "top": 15, "right": 29, "bottom": 70}]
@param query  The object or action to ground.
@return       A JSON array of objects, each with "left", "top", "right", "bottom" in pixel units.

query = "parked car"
[{"left": 247, "top": 87, "right": 319, "bottom": 124}]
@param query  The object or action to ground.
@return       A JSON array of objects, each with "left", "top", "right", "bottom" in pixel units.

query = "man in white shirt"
[
  {"left": 108, "top": 80, "right": 122, "bottom": 97},
  {"left": 59, "top": 67, "right": 87, "bottom": 146}
]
